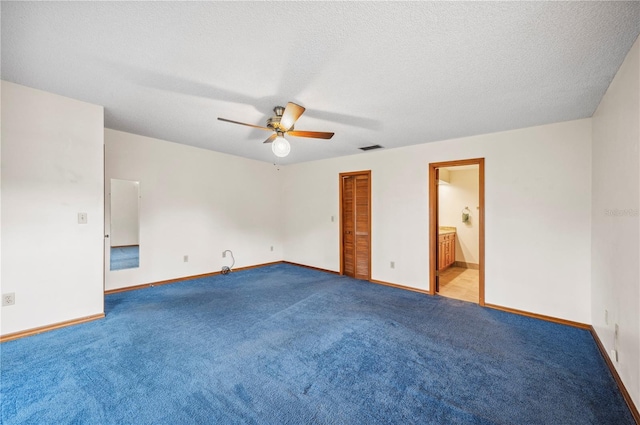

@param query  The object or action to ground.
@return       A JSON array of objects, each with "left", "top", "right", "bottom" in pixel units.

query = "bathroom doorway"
[{"left": 429, "top": 159, "right": 484, "bottom": 305}]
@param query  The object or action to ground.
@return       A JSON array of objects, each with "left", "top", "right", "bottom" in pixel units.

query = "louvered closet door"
[
  {"left": 341, "top": 172, "right": 370, "bottom": 280},
  {"left": 342, "top": 176, "right": 356, "bottom": 277}
]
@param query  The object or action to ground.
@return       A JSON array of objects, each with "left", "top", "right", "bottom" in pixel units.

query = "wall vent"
[{"left": 359, "top": 144, "right": 383, "bottom": 151}]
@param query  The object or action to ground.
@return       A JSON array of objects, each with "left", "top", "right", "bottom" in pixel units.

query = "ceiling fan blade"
[
  {"left": 287, "top": 130, "right": 334, "bottom": 139},
  {"left": 217, "top": 117, "right": 271, "bottom": 131},
  {"left": 280, "top": 102, "right": 306, "bottom": 131},
  {"left": 263, "top": 133, "right": 278, "bottom": 144}
]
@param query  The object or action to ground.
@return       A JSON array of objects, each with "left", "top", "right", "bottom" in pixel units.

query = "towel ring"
[{"left": 462, "top": 207, "right": 471, "bottom": 223}]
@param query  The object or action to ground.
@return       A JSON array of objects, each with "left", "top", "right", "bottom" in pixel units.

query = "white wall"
[
  {"left": 282, "top": 119, "right": 592, "bottom": 323},
  {"left": 1, "top": 81, "right": 104, "bottom": 336},
  {"left": 110, "top": 179, "right": 139, "bottom": 247},
  {"left": 439, "top": 168, "right": 480, "bottom": 265},
  {"left": 0, "top": 82, "right": 595, "bottom": 338},
  {"left": 591, "top": 37, "right": 640, "bottom": 410},
  {"left": 104, "top": 129, "right": 283, "bottom": 291}
]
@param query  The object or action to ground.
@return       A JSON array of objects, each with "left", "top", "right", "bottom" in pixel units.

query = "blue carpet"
[
  {"left": 0, "top": 264, "right": 634, "bottom": 424},
  {"left": 110, "top": 246, "right": 139, "bottom": 270}
]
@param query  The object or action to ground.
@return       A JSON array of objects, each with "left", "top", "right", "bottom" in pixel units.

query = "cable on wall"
[{"left": 221, "top": 250, "right": 235, "bottom": 275}]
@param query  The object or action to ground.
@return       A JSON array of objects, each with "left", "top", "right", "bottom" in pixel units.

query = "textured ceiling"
[{"left": 2, "top": 1, "right": 639, "bottom": 164}]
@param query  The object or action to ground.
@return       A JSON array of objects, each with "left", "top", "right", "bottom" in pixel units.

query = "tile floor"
[{"left": 438, "top": 266, "right": 479, "bottom": 303}]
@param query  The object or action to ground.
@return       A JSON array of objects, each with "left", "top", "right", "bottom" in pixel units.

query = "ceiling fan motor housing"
[{"left": 267, "top": 106, "right": 291, "bottom": 131}]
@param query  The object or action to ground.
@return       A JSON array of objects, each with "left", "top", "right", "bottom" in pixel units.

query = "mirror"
[{"left": 110, "top": 179, "right": 140, "bottom": 271}]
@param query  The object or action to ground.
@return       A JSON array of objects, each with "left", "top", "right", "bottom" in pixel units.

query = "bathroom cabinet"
[{"left": 438, "top": 232, "right": 456, "bottom": 270}]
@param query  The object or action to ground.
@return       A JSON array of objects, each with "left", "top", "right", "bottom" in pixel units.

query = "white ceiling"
[{"left": 2, "top": 1, "right": 639, "bottom": 165}]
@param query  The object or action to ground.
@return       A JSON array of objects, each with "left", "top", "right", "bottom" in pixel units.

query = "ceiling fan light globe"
[{"left": 272, "top": 136, "right": 291, "bottom": 158}]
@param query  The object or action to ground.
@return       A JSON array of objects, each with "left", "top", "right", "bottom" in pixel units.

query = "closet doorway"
[
  {"left": 340, "top": 170, "right": 371, "bottom": 280},
  {"left": 429, "top": 159, "right": 485, "bottom": 305}
]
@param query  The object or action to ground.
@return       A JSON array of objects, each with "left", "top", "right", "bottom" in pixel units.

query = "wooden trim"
[
  {"left": 339, "top": 170, "right": 372, "bottom": 280},
  {"left": 152, "top": 269, "right": 232, "bottom": 287},
  {"left": 105, "top": 273, "right": 218, "bottom": 294},
  {"left": 453, "top": 261, "right": 480, "bottom": 269},
  {"left": 367, "top": 171, "right": 372, "bottom": 281},
  {"left": 590, "top": 326, "right": 640, "bottom": 423},
  {"left": 104, "top": 282, "right": 152, "bottom": 294},
  {"left": 478, "top": 159, "right": 485, "bottom": 306},
  {"left": 484, "top": 303, "right": 590, "bottom": 329},
  {"left": 430, "top": 158, "right": 485, "bottom": 169},
  {"left": 0, "top": 313, "right": 105, "bottom": 343},
  {"left": 370, "top": 279, "right": 431, "bottom": 295},
  {"left": 429, "top": 158, "right": 485, "bottom": 305},
  {"left": 282, "top": 261, "right": 340, "bottom": 275},
  {"left": 429, "top": 164, "right": 438, "bottom": 295},
  {"left": 286, "top": 261, "right": 429, "bottom": 295},
  {"left": 339, "top": 174, "right": 344, "bottom": 276},
  {"left": 230, "top": 261, "right": 282, "bottom": 272},
  {"left": 104, "top": 261, "right": 282, "bottom": 295}
]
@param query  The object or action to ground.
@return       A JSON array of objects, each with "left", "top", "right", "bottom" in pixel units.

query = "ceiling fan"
[{"left": 217, "top": 102, "right": 334, "bottom": 158}]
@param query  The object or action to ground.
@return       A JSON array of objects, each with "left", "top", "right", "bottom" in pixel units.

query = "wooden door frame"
[
  {"left": 339, "top": 170, "right": 372, "bottom": 280},
  {"left": 428, "top": 158, "right": 485, "bottom": 305}
]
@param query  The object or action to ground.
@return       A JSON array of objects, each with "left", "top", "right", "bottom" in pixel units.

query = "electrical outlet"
[
  {"left": 183, "top": 255, "right": 189, "bottom": 263},
  {"left": 331, "top": 215, "right": 335, "bottom": 222},
  {"left": 610, "top": 349, "right": 618, "bottom": 362},
  {"left": 2, "top": 293, "right": 15, "bottom": 307},
  {"left": 390, "top": 261, "right": 395, "bottom": 269},
  {"left": 77, "top": 212, "right": 88, "bottom": 224},
  {"left": 222, "top": 251, "right": 226, "bottom": 258},
  {"left": 270, "top": 246, "right": 274, "bottom": 252}
]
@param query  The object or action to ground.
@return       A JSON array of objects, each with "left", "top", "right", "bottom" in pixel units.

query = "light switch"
[{"left": 78, "top": 212, "right": 88, "bottom": 224}]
